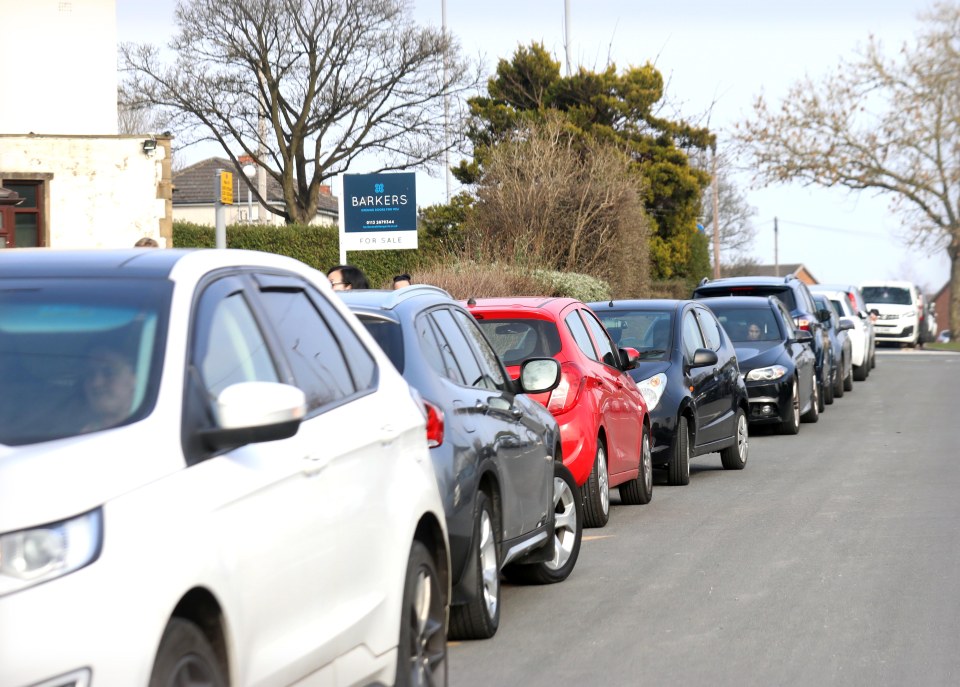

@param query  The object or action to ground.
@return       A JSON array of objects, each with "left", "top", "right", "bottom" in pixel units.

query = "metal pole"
[
  {"left": 564, "top": 0, "right": 572, "bottom": 76},
  {"left": 215, "top": 169, "right": 226, "bottom": 249},
  {"left": 442, "top": 0, "right": 451, "bottom": 203}
]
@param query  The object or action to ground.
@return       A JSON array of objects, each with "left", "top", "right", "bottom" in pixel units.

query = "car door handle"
[
  {"left": 475, "top": 400, "right": 490, "bottom": 414},
  {"left": 380, "top": 423, "right": 400, "bottom": 445},
  {"left": 302, "top": 453, "right": 332, "bottom": 476}
]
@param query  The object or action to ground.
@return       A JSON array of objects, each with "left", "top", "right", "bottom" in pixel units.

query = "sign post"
[
  {"left": 215, "top": 169, "right": 233, "bottom": 249},
  {"left": 339, "top": 172, "right": 417, "bottom": 264}
]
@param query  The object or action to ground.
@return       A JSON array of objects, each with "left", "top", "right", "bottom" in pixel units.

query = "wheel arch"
[
  {"left": 415, "top": 512, "right": 450, "bottom": 603},
  {"left": 168, "top": 587, "right": 230, "bottom": 684}
]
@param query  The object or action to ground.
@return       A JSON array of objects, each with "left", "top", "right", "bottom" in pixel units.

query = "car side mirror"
[
  {"left": 794, "top": 330, "right": 814, "bottom": 343},
  {"left": 618, "top": 346, "right": 640, "bottom": 370},
  {"left": 689, "top": 348, "right": 718, "bottom": 367},
  {"left": 518, "top": 357, "right": 561, "bottom": 394},
  {"left": 838, "top": 318, "right": 855, "bottom": 332},
  {"left": 817, "top": 308, "right": 832, "bottom": 323}
]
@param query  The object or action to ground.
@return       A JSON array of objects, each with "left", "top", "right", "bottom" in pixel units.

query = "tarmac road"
[{"left": 448, "top": 349, "right": 960, "bottom": 687}]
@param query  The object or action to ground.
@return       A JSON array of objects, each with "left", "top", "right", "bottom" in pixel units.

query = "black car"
[
  {"left": 341, "top": 285, "right": 582, "bottom": 640},
  {"left": 693, "top": 275, "right": 830, "bottom": 415},
  {"left": 697, "top": 296, "right": 820, "bottom": 434},
  {"left": 812, "top": 293, "right": 855, "bottom": 401},
  {"left": 589, "top": 299, "right": 749, "bottom": 485}
]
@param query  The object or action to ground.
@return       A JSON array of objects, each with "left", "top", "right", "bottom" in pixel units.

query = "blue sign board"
[{"left": 342, "top": 172, "right": 417, "bottom": 233}]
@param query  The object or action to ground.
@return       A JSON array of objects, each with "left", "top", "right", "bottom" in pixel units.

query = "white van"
[{"left": 860, "top": 280, "right": 922, "bottom": 346}]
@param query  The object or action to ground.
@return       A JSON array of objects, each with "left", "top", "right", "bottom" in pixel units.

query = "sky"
[{"left": 116, "top": 0, "right": 951, "bottom": 293}]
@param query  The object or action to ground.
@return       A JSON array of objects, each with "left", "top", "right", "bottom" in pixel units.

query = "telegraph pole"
[
  {"left": 774, "top": 216, "right": 779, "bottom": 277},
  {"left": 711, "top": 149, "right": 720, "bottom": 278},
  {"left": 442, "top": 0, "right": 451, "bottom": 202},
  {"left": 564, "top": 0, "right": 572, "bottom": 76}
]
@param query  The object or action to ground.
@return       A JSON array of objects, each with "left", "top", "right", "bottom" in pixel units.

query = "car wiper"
[{"left": 638, "top": 349, "right": 666, "bottom": 359}]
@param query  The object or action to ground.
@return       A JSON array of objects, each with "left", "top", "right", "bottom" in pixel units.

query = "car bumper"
[
  {"left": 744, "top": 377, "right": 794, "bottom": 425},
  {"left": 874, "top": 323, "right": 916, "bottom": 342},
  {"left": 555, "top": 412, "right": 595, "bottom": 486}
]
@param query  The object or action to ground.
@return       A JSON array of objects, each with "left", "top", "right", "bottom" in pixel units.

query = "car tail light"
[
  {"left": 547, "top": 361, "right": 586, "bottom": 415},
  {"left": 423, "top": 400, "right": 444, "bottom": 448},
  {"left": 847, "top": 292, "right": 858, "bottom": 313},
  {"left": 795, "top": 317, "right": 812, "bottom": 331}
]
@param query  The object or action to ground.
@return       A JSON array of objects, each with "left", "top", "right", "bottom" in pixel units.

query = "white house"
[{"left": 0, "top": 0, "right": 172, "bottom": 248}]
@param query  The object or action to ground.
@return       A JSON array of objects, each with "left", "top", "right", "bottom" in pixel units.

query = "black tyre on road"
[
  {"left": 720, "top": 408, "right": 749, "bottom": 470},
  {"left": 582, "top": 439, "right": 609, "bottom": 528},
  {"left": 669, "top": 415, "right": 691, "bottom": 486},
  {"left": 397, "top": 541, "right": 448, "bottom": 687},
  {"left": 449, "top": 492, "right": 500, "bottom": 640},
  {"left": 620, "top": 426, "right": 653, "bottom": 505},
  {"left": 149, "top": 618, "right": 227, "bottom": 687},
  {"left": 780, "top": 379, "right": 801, "bottom": 435}
]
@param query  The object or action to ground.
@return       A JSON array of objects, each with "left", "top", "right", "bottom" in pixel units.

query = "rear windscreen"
[
  {"left": 475, "top": 318, "right": 562, "bottom": 365},
  {"left": 697, "top": 286, "right": 797, "bottom": 312}
]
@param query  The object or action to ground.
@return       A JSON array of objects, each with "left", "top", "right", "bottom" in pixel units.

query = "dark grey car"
[{"left": 340, "top": 286, "right": 582, "bottom": 641}]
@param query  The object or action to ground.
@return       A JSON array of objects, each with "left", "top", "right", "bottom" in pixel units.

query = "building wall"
[
  {"left": 173, "top": 204, "right": 337, "bottom": 228},
  {"left": 933, "top": 284, "right": 952, "bottom": 335},
  {"left": 0, "top": 0, "right": 118, "bottom": 135},
  {"left": 0, "top": 135, "right": 172, "bottom": 247}
]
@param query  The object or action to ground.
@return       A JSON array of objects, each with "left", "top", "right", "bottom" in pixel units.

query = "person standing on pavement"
[{"left": 326, "top": 264, "right": 370, "bottom": 291}]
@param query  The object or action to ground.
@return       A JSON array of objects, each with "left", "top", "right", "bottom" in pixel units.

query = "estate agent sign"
[{"left": 339, "top": 172, "right": 417, "bottom": 255}]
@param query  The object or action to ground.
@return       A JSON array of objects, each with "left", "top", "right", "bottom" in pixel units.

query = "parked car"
[
  {"left": 588, "top": 299, "right": 749, "bottom": 485},
  {"left": 693, "top": 275, "right": 830, "bottom": 415},
  {"left": 810, "top": 283, "right": 875, "bottom": 379},
  {"left": 812, "top": 293, "right": 855, "bottom": 400},
  {"left": 860, "top": 280, "right": 923, "bottom": 347},
  {"left": 938, "top": 329, "right": 952, "bottom": 343},
  {"left": 465, "top": 297, "right": 652, "bottom": 528},
  {"left": 697, "top": 296, "right": 820, "bottom": 433},
  {"left": 0, "top": 249, "right": 451, "bottom": 687},
  {"left": 340, "top": 285, "right": 582, "bottom": 640},
  {"left": 920, "top": 298, "right": 938, "bottom": 346}
]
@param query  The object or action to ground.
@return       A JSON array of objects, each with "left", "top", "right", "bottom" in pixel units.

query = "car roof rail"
[{"left": 385, "top": 283, "right": 453, "bottom": 309}]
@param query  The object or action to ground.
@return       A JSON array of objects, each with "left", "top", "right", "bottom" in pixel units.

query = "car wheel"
[
  {"left": 779, "top": 379, "right": 800, "bottom": 435},
  {"left": 802, "top": 375, "right": 820, "bottom": 423},
  {"left": 720, "top": 408, "right": 748, "bottom": 470},
  {"left": 816, "top": 372, "right": 826, "bottom": 413},
  {"left": 853, "top": 363, "right": 867, "bottom": 382},
  {"left": 870, "top": 350, "right": 876, "bottom": 369},
  {"left": 668, "top": 415, "right": 691, "bottom": 486},
  {"left": 582, "top": 438, "right": 610, "bottom": 528},
  {"left": 823, "top": 367, "right": 835, "bottom": 405},
  {"left": 833, "top": 357, "right": 845, "bottom": 398},
  {"left": 397, "top": 541, "right": 447, "bottom": 687},
  {"left": 149, "top": 618, "right": 227, "bottom": 687},
  {"left": 449, "top": 492, "right": 500, "bottom": 640},
  {"left": 503, "top": 462, "right": 582, "bottom": 585},
  {"left": 619, "top": 426, "right": 653, "bottom": 505},
  {"left": 843, "top": 363, "right": 854, "bottom": 391}
]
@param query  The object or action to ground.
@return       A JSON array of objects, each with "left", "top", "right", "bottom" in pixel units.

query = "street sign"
[{"left": 220, "top": 171, "right": 233, "bottom": 205}]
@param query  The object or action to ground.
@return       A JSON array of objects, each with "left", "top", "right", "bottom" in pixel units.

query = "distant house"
[
  {"left": 721, "top": 263, "right": 819, "bottom": 285},
  {"left": 172, "top": 157, "right": 338, "bottom": 227}
]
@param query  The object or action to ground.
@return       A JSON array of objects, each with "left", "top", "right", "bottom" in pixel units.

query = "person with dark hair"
[
  {"left": 326, "top": 264, "right": 370, "bottom": 291},
  {"left": 392, "top": 273, "right": 412, "bottom": 289},
  {"left": 134, "top": 237, "right": 159, "bottom": 248}
]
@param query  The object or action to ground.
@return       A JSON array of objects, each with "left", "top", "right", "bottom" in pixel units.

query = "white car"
[
  {"left": 810, "top": 284, "right": 875, "bottom": 380},
  {"left": 0, "top": 249, "right": 450, "bottom": 687},
  {"left": 860, "top": 280, "right": 923, "bottom": 347}
]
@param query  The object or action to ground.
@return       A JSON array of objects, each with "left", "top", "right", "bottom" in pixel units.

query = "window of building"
[{"left": 3, "top": 181, "right": 45, "bottom": 247}]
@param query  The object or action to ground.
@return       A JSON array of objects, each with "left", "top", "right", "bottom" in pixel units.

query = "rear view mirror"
[
  {"left": 838, "top": 318, "right": 855, "bottom": 332},
  {"left": 817, "top": 309, "right": 832, "bottom": 323},
  {"left": 518, "top": 357, "right": 561, "bottom": 394},
  {"left": 689, "top": 348, "right": 718, "bottom": 367},
  {"left": 794, "top": 330, "right": 814, "bottom": 343},
  {"left": 619, "top": 346, "right": 640, "bottom": 370}
]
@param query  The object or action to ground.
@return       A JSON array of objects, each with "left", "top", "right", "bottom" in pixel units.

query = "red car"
[{"left": 466, "top": 297, "right": 652, "bottom": 528}]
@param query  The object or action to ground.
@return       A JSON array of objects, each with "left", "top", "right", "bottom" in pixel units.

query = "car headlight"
[
  {"left": 745, "top": 365, "right": 788, "bottom": 382},
  {"left": 636, "top": 372, "right": 667, "bottom": 411},
  {"left": 0, "top": 509, "right": 102, "bottom": 596}
]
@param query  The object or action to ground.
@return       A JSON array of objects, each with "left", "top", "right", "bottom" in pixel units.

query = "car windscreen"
[
  {"left": 475, "top": 318, "right": 561, "bottom": 366},
  {"left": 698, "top": 285, "right": 797, "bottom": 312},
  {"left": 703, "top": 305, "right": 783, "bottom": 342},
  {"left": 593, "top": 310, "right": 672, "bottom": 361},
  {"left": 862, "top": 286, "right": 912, "bottom": 305},
  {"left": 0, "top": 278, "right": 172, "bottom": 446}
]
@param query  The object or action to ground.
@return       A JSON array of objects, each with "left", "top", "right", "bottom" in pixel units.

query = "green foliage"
[
  {"left": 418, "top": 193, "right": 475, "bottom": 256},
  {"left": 531, "top": 269, "right": 612, "bottom": 302},
  {"left": 457, "top": 42, "right": 715, "bottom": 281}
]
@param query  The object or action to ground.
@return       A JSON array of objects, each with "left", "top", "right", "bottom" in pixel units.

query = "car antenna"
[{"left": 466, "top": 297, "right": 476, "bottom": 306}]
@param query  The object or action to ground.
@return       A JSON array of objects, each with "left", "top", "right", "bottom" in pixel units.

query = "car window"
[
  {"left": 454, "top": 309, "right": 506, "bottom": 387},
  {"left": 415, "top": 311, "right": 463, "bottom": 383},
  {"left": 431, "top": 308, "right": 497, "bottom": 390},
  {"left": 862, "top": 286, "right": 914, "bottom": 305},
  {"left": 580, "top": 308, "right": 619, "bottom": 367},
  {"left": 308, "top": 286, "right": 376, "bottom": 392},
  {"left": 681, "top": 310, "right": 705, "bottom": 359},
  {"left": 706, "top": 306, "right": 781, "bottom": 342},
  {"left": 565, "top": 310, "right": 598, "bottom": 361},
  {"left": 796, "top": 283, "right": 817, "bottom": 313},
  {"left": 594, "top": 310, "right": 671, "bottom": 360},
  {"left": 475, "top": 318, "right": 563, "bottom": 364},
  {"left": 776, "top": 302, "right": 797, "bottom": 338},
  {"left": 201, "top": 291, "right": 279, "bottom": 398},
  {"left": 830, "top": 299, "right": 847, "bottom": 317},
  {"left": 258, "top": 288, "right": 359, "bottom": 410},
  {"left": 696, "top": 284, "right": 798, "bottom": 312},
  {"left": 695, "top": 307, "right": 723, "bottom": 351}
]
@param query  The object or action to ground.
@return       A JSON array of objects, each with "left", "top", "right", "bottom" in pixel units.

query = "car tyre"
[
  {"left": 668, "top": 415, "right": 691, "bottom": 486},
  {"left": 397, "top": 541, "right": 447, "bottom": 687},
  {"left": 582, "top": 439, "right": 610, "bottom": 528},
  {"left": 779, "top": 379, "right": 800, "bottom": 435},
  {"left": 449, "top": 492, "right": 500, "bottom": 640},
  {"left": 802, "top": 376, "right": 820, "bottom": 423},
  {"left": 720, "top": 408, "right": 748, "bottom": 470},
  {"left": 503, "top": 462, "right": 582, "bottom": 585},
  {"left": 619, "top": 426, "right": 653, "bottom": 505},
  {"left": 843, "top": 363, "right": 854, "bottom": 391},
  {"left": 149, "top": 618, "right": 227, "bottom": 687},
  {"left": 833, "top": 357, "right": 846, "bottom": 398}
]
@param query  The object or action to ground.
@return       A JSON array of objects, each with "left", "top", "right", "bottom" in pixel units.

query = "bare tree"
[
  {"left": 466, "top": 114, "right": 650, "bottom": 297},
  {"left": 121, "top": 0, "right": 477, "bottom": 225},
  {"left": 735, "top": 2, "right": 960, "bottom": 336}
]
